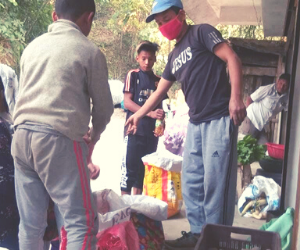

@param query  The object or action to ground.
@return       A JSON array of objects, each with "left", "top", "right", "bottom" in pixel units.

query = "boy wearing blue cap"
[{"left": 126, "top": 0, "right": 246, "bottom": 249}]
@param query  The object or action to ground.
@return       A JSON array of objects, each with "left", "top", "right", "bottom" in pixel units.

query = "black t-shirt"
[
  {"left": 123, "top": 69, "right": 161, "bottom": 136},
  {"left": 162, "top": 24, "right": 231, "bottom": 124}
]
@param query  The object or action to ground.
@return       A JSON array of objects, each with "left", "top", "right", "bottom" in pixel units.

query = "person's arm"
[
  {"left": 246, "top": 96, "right": 253, "bottom": 107},
  {"left": 88, "top": 50, "right": 114, "bottom": 144},
  {"left": 213, "top": 42, "right": 246, "bottom": 126},
  {"left": 126, "top": 77, "right": 173, "bottom": 134},
  {"left": 124, "top": 92, "right": 164, "bottom": 119}
]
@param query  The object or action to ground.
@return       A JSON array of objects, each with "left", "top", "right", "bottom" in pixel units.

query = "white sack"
[
  {"left": 93, "top": 189, "right": 131, "bottom": 232},
  {"left": 142, "top": 149, "right": 182, "bottom": 172},
  {"left": 121, "top": 195, "right": 168, "bottom": 221}
]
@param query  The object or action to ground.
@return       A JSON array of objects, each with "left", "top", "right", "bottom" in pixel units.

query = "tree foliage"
[
  {"left": 216, "top": 24, "right": 285, "bottom": 41},
  {"left": 216, "top": 25, "right": 264, "bottom": 40},
  {"left": 0, "top": 0, "right": 52, "bottom": 69},
  {"left": 90, "top": 0, "right": 174, "bottom": 80},
  {"left": 0, "top": 0, "right": 285, "bottom": 81}
]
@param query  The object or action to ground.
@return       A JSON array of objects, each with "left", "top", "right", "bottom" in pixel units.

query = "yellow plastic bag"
[{"left": 143, "top": 164, "right": 182, "bottom": 218}]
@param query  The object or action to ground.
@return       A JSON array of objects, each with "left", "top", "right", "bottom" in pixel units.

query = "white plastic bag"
[
  {"left": 142, "top": 149, "right": 182, "bottom": 172},
  {"left": 163, "top": 103, "right": 189, "bottom": 157},
  {"left": 108, "top": 80, "right": 124, "bottom": 105},
  {"left": 121, "top": 195, "right": 168, "bottom": 221},
  {"left": 93, "top": 189, "right": 131, "bottom": 232},
  {"left": 238, "top": 176, "right": 281, "bottom": 217}
]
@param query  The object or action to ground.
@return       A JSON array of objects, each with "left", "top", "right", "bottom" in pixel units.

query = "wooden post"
[
  {"left": 242, "top": 164, "right": 252, "bottom": 188},
  {"left": 236, "top": 165, "right": 243, "bottom": 201}
]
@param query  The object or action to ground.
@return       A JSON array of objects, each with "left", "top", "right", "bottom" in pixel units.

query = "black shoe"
[{"left": 164, "top": 231, "right": 200, "bottom": 250}]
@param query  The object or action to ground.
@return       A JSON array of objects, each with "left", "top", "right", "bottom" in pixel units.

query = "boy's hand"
[
  {"left": 149, "top": 109, "right": 164, "bottom": 119},
  {"left": 125, "top": 114, "right": 140, "bottom": 135},
  {"left": 83, "top": 127, "right": 100, "bottom": 146},
  {"left": 83, "top": 129, "right": 92, "bottom": 145},
  {"left": 88, "top": 162, "right": 100, "bottom": 180},
  {"left": 229, "top": 97, "right": 246, "bottom": 126}
]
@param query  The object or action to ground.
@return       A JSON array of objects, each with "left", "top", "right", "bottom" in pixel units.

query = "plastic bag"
[
  {"left": 94, "top": 189, "right": 131, "bottom": 232},
  {"left": 94, "top": 189, "right": 110, "bottom": 215},
  {"left": 121, "top": 195, "right": 168, "bottom": 221},
  {"left": 238, "top": 176, "right": 281, "bottom": 218},
  {"left": 163, "top": 103, "right": 189, "bottom": 157},
  {"left": 142, "top": 151, "right": 183, "bottom": 218},
  {"left": 260, "top": 207, "right": 294, "bottom": 250},
  {"left": 108, "top": 80, "right": 124, "bottom": 105},
  {"left": 96, "top": 221, "right": 139, "bottom": 250},
  {"left": 142, "top": 149, "right": 183, "bottom": 172}
]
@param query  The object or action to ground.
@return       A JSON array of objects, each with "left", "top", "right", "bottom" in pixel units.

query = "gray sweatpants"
[
  {"left": 11, "top": 125, "right": 98, "bottom": 250},
  {"left": 182, "top": 116, "right": 237, "bottom": 233}
]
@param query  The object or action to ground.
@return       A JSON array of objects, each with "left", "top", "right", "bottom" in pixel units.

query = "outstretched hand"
[
  {"left": 229, "top": 97, "right": 246, "bottom": 126},
  {"left": 125, "top": 114, "right": 140, "bottom": 135}
]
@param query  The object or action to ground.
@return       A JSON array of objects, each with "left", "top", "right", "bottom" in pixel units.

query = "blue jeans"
[{"left": 182, "top": 116, "right": 237, "bottom": 233}]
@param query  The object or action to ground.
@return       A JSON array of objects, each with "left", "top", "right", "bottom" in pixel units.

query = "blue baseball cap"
[{"left": 146, "top": 0, "right": 183, "bottom": 23}]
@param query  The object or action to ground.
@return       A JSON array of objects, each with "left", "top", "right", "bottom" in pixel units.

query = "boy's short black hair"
[
  {"left": 0, "top": 76, "right": 9, "bottom": 113},
  {"left": 169, "top": 6, "right": 182, "bottom": 15},
  {"left": 55, "top": 0, "right": 96, "bottom": 21},
  {"left": 136, "top": 41, "right": 160, "bottom": 55},
  {"left": 279, "top": 73, "right": 290, "bottom": 83}
]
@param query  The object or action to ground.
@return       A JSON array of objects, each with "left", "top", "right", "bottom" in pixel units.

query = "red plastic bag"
[{"left": 96, "top": 221, "right": 139, "bottom": 250}]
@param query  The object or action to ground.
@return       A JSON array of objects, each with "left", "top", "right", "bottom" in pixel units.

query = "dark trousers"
[{"left": 120, "top": 134, "right": 158, "bottom": 192}]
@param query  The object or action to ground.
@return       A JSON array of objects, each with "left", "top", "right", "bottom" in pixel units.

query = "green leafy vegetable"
[{"left": 237, "top": 135, "right": 267, "bottom": 165}]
